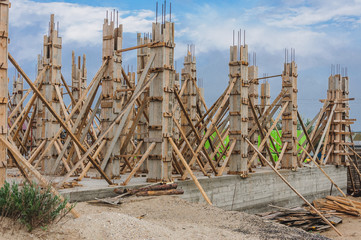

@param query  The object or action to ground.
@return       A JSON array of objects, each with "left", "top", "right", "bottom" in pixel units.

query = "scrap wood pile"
[
  {"left": 258, "top": 205, "right": 342, "bottom": 232},
  {"left": 313, "top": 196, "right": 361, "bottom": 216},
  {"left": 89, "top": 183, "right": 183, "bottom": 205}
]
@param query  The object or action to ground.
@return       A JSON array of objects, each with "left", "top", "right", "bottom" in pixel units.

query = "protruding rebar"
[{"left": 156, "top": 2, "right": 158, "bottom": 24}]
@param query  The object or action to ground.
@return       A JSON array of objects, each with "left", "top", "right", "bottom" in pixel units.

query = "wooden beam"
[
  {"left": 311, "top": 104, "right": 336, "bottom": 165},
  {"left": 247, "top": 101, "right": 289, "bottom": 168},
  {"left": 62, "top": 72, "right": 158, "bottom": 180},
  {"left": 181, "top": 77, "right": 236, "bottom": 180},
  {"left": 217, "top": 140, "right": 236, "bottom": 176},
  {"left": 275, "top": 142, "right": 288, "bottom": 169},
  {"left": 245, "top": 138, "right": 342, "bottom": 236},
  {"left": 298, "top": 141, "right": 361, "bottom": 215},
  {"left": 122, "top": 142, "right": 156, "bottom": 186},
  {"left": 168, "top": 137, "right": 212, "bottom": 205},
  {"left": 297, "top": 111, "right": 320, "bottom": 163},
  {"left": 8, "top": 53, "right": 113, "bottom": 185}
]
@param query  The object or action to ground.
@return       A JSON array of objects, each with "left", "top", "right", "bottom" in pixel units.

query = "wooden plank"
[
  {"left": 298, "top": 141, "right": 361, "bottom": 215},
  {"left": 122, "top": 142, "right": 156, "bottom": 186},
  {"left": 0, "top": 1, "right": 9, "bottom": 186},
  {"left": 245, "top": 138, "right": 342, "bottom": 236},
  {"left": 275, "top": 142, "right": 288, "bottom": 169},
  {"left": 62, "top": 72, "right": 159, "bottom": 180},
  {"left": 181, "top": 77, "right": 237, "bottom": 180},
  {"left": 101, "top": 53, "right": 155, "bottom": 171},
  {"left": 172, "top": 115, "right": 208, "bottom": 176},
  {"left": 311, "top": 104, "right": 336, "bottom": 164},
  {"left": 8, "top": 53, "right": 113, "bottom": 185},
  {"left": 217, "top": 140, "right": 236, "bottom": 176},
  {"left": 247, "top": 102, "right": 289, "bottom": 168},
  {"left": 168, "top": 137, "right": 212, "bottom": 205},
  {"left": 297, "top": 111, "right": 320, "bottom": 163}
]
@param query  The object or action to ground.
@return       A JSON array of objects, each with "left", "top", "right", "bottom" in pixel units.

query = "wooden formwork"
[{"left": 0, "top": 4, "right": 357, "bottom": 235}]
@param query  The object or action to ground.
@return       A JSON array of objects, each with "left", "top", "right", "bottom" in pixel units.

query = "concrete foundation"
[{"left": 59, "top": 165, "right": 346, "bottom": 214}]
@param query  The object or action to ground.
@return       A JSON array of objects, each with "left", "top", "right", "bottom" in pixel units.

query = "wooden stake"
[{"left": 168, "top": 137, "right": 212, "bottom": 205}]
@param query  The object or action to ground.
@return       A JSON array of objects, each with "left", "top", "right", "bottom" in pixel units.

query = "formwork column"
[
  {"left": 11, "top": 74, "right": 23, "bottom": 119},
  {"left": 0, "top": 0, "right": 9, "bottom": 186},
  {"left": 248, "top": 65, "right": 259, "bottom": 164},
  {"left": 180, "top": 50, "right": 196, "bottom": 161},
  {"left": 281, "top": 61, "right": 298, "bottom": 169},
  {"left": 260, "top": 82, "right": 270, "bottom": 114},
  {"left": 180, "top": 51, "right": 194, "bottom": 136},
  {"left": 327, "top": 74, "right": 349, "bottom": 165},
  {"left": 229, "top": 44, "right": 248, "bottom": 175},
  {"left": 137, "top": 33, "right": 150, "bottom": 172},
  {"left": 189, "top": 52, "right": 197, "bottom": 127},
  {"left": 101, "top": 17, "right": 123, "bottom": 178},
  {"left": 112, "top": 24, "right": 123, "bottom": 175},
  {"left": 260, "top": 82, "right": 270, "bottom": 160},
  {"left": 341, "top": 75, "right": 351, "bottom": 163},
  {"left": 147, "top": 21, "right": 175, "bottom": 182},
  {"left": 173, "top": 72, "right": 181, "bottom": 140},
  {"left": 35, "top": 54, "right": 44, "bottom": 147},
  {"left": 43, "top": 14, "right": 62, "bottom": 174},
  {"left": 71, "top": 52, "right": 86, "bottom": 121}
]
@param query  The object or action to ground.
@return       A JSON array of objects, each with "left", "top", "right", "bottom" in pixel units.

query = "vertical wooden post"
[
  {"left": 43, "top": 14, "right": 62, "bottom": 174},
  {"left": 173, "top": 71, "right": 181, "bottom": 141},
  {"left": 281, "top": 60, "right": 298, "bottom": 169},
  {"left": 228, "top": 42, "right": 248, "bottom": 176},
  {"left": 100, "top": 16, "right": 123, "bottom": 178},
  {"left": 147, "top": 21, "right": 175, "bottom": 182},
  {"left": 71, "top": 51, "right": 86, "bottom": 121},
  {"left": 260, "top": 81, "right": 270, "bottom": 161},
  {"left": 0, "top": 0, "right": 9, "bottom": 186},
  {"left": 180, "top": 49, "right": 196, "bottom": 140},
  {"left": 11, "top": 73, "right": 23, "bottom": 119},
  {"left": 248, "top": 64, "right": 258, "bottom": 166},
  {"left": 180, "top": 49, "right": 197, "bottom": 162},
  {"left": 341, "top": 75, "right": 351, "bottom": 164},
  {"left": 327, "top": 72, "right": 351, "bottom": 165},
  {"left": 35, "top": 54, "right": 44, "bottom": 148}
]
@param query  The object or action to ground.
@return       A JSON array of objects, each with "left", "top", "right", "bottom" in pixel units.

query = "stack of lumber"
[
  {"left": 258, "top": 205, "right": 342, "bottom": 232},
  {"left": 114, "top": 183, "right": 184, "bottom": 196},
  {"left": 313, "top": 196, "right": 361, "bottom": 216},
  {"left": 89, "top": 183, "right": 184, "bottom": 205},
  {"left": 60, "top": 181, "right": 83, "bottom": 189}
]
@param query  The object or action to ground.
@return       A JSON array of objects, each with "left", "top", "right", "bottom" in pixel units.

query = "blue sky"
[{"left": 8, "top": 0, "right": 361, "bottom": 130}]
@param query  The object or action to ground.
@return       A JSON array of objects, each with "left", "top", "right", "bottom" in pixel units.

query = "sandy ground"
[
  {"left": 321, "top": 213, "right": 361, "bottom": 240},
  {"left": 0, "top": 195, "right": 331, "bottom": 240},
  {"left": 320, "top": 196, "right": 361, "bottom": 240}
]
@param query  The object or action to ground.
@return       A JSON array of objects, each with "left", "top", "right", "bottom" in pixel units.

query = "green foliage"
[{"left": 0, "top": 181, "right": 74, "bottom": 232}]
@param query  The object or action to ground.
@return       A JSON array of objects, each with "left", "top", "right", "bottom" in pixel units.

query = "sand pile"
[{"left": 0, "top": 195, "right": 329, "bottom": 240}]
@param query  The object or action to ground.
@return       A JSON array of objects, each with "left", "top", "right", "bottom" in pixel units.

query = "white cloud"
[
  {"left": 265, "top": 1, "right": 361, "bottom": 28},
  {"left": 174, "top": 1, "right": 357, "bottom": 70},
  {"left": 10, "top": 0, "right": 154, "bottom": 46}
]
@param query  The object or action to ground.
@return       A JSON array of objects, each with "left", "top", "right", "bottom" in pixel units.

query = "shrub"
[{"left": 0, "top": 181, "right": 75, "bottom": 231}]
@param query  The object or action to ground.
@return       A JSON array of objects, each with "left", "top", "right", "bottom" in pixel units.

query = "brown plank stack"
[
  {"left": 259, "top": 205, "right": 342, "bottom": 232},
  {"left": 313, "top": 196, "right": 361, "bottom": 216}
]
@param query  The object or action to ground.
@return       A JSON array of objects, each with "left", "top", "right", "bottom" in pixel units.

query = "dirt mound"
[{"left": 0, "top": 196, "right": 329, "bottom": 240}]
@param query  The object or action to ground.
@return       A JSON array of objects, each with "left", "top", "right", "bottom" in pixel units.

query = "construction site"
[{"left": 1, "top": 1, "right": 361, "bottom": 239}]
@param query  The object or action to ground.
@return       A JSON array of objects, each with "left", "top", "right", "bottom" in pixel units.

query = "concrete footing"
[{"left": 60, "top": 165, "right": 347, "bottom": 213}]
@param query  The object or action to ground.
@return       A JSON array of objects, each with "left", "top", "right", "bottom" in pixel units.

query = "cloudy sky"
[{"left": 8, "top": 0, "right": 361, "bottom": 130}]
